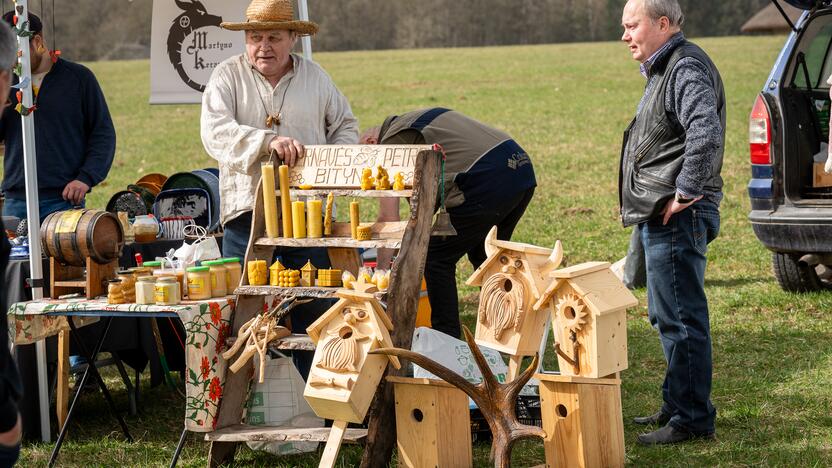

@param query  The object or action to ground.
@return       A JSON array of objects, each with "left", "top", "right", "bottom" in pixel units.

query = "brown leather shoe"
[
  {"left": 637, "top": 424, "right": 715, "bottom": 446},
  {"left": 632, "top": 410, "right": 671, "bottom": 426}
]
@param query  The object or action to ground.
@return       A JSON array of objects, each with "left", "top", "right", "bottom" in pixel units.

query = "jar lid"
[
  {"left": 117, "top": 270, "right": 133, "bottom": 275},
  {"left": 157, "top": 277, "right": 178, "bottom": 283},
  {"left": 108, "top": 279, "right": 122, "bottom": 284},
  {"left": 187, "top": 266, "right": 210, "bottom": 273},
  {"left": 224, "top": 257, "right": 241, "bottom": 263},
  {"left": 203, "top": 260, "right": 225, "bottom": 266},
  {"left": 136, "top": 276, "right": 156, "bottom": 282},
  {"left": 143, "top": 261, "right": 162, "bottom": 267}
]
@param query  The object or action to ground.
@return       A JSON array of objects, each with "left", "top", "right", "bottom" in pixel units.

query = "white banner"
[{"left": 150, "top": 0, "right": 247, "bottom": 104}]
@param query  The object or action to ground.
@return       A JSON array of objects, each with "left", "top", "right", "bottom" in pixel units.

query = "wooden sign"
[{"left": 288, "top": 145, "right": 432, "bottom": 188}]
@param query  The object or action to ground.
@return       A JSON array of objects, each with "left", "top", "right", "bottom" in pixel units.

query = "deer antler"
[{"left": 371, "top": 326, "right": 545, "bottom": 468}]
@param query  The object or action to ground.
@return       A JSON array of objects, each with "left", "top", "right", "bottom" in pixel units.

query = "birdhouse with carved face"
[
  {"left": 533, "top": 261, "right": 637, "bottom": 379},
  {"left": 466, "top": 226, "right": 564, "bottom": 356},
  {"left": 303, "top": 284, "right": 400, "bottom": 423}
]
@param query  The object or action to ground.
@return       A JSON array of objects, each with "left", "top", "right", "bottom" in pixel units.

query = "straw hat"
[{"left": 221, "top": 0, "right": 318, "bottom": 36}]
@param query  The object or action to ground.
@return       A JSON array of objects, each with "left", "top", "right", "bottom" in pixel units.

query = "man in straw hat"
[{"left": 201, "top": 0, "right": 358, "bottom": 261}]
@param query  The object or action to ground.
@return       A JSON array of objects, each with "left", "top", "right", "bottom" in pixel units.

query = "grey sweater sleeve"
[{"left": 665, "top": 57, "right": 723, "bottom": 198}]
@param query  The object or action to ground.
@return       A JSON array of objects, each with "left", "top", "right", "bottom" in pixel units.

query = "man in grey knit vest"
[{"left": 619, "top": 0, "right": 724, "bottom": 445}]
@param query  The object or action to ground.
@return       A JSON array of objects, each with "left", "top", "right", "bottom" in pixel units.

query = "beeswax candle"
[
  {"left": 350, "top": 201, "right": 360, "bottom": 239},
  {"left": 261, "top": 164, "right": 279, "bottom": 238},
  {"left": 278, "top": 164, "right": 293, "bottom": 237},
  {"left": 307, "top": 198, "right": 323, "bottom": 238},
  {"left": 292, "top": 200, "right": 307, "bottom": 238}
]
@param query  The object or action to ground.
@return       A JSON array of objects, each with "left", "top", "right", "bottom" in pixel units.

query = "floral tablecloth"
[{"left": 7, "top": 298, "right": 235, "bottom": 432}]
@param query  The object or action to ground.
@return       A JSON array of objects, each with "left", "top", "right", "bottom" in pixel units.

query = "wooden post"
[
  {"left": 56, "top": 330, "right": 70, "bottom": 429},
  {"left": 507, "top": 355, "right": 522, "bottom": 382},
  {"left": 319, "top": 420, "right": 349, "bottom": 468},
  {"left": 360, "top": 151, "right": 440, "bottom": 467}
]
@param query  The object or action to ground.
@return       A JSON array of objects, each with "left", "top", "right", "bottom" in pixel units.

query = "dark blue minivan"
[{"left": 749, "top": 0, "right": 832, "bottom": 291}]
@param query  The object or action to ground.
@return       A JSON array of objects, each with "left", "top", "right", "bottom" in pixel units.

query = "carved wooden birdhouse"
[
  {"left": 466, "top": 226, "right": 564, "bottom": 356},
  {"left": 534, "top": 261, "right": 638, "bottom": 379},
  {"left": 303, "top": 284, "right": 401, "bottom": 423}
]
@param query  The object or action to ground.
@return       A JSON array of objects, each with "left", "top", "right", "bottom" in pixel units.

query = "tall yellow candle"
[
  {"left": 278, "top": 164, "right": 293, "bottom": 237},
  {"left": 261, "top": 164, "right": 279, "bottom": 238},
  {"left": 307, "top": 199, "right": 323, "bottom": 238},
  {"left": 292, "top": 201, "right": 307, "bottom": 238},
  {"left": 350, "top": 201, "right": 360, "bottom": 239}
]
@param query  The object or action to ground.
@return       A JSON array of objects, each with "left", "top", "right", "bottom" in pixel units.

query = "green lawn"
[{"left": 19, "top": 34, "right": 832, "bottom": 466}]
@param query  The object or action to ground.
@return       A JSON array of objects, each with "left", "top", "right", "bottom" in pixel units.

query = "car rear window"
[{"left": 800, "top": 22, "right": 832, "bottom": 89}]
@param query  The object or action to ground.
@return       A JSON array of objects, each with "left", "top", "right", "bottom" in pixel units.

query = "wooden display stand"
[
  {"left": 536, "top": 373, "right": 625, "bottom": 468},
  {"left": 207, "top": 145, "right": 441, "bottom": 467},
  {"left": 387, "top": 377, "right": 472, "bottom": 468},
  {"left": 50, "top": 257, "right": 118, "bottom": 299}
]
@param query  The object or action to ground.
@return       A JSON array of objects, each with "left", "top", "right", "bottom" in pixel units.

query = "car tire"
[{"left": 772, "top": 252, "right": 823, "bottom": 292}]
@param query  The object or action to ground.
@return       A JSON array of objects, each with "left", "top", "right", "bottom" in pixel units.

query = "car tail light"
[{"left": 749, "top": 95, "right": 771, "bottom": 165}]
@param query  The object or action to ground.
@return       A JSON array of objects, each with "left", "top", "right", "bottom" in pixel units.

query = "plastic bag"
[
  {"left": 246, "top": 353, "right": 324, "bottom": 455},
  {"left": 411, "top": 327, "right": 509, "bottom": 384},
  {"left": 174, "top": 225, "right": 221, "bottom": 263}
]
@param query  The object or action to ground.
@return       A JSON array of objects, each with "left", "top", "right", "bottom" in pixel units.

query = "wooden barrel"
[{"left": 40, "top": 209, "right": 124, "bottom": 266}]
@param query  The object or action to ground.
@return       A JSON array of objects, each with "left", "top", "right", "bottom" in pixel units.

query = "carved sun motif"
[{"left": 557, "top": 293, "right": 588, "bottom": 333}]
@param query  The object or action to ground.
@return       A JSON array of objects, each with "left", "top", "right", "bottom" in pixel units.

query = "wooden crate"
[
  {"left": 536, "top": 373, "right": 624, "bottom": 468},
  {"left": 388, "top": 377, "right": 472, "bottom": 468}
]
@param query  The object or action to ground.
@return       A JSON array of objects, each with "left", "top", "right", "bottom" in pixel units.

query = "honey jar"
[
  {"left": 204, "top": 260, "right": 228, "bottom": 297},
  {"left": 117, "top": 270, "right": 136, "bottom": 303},
  {"left": 107, "top": 279, "right": 125, "bottom": 305},
  {"left": 224, "top": 257, "right": 243, "bottom": 291},
  {"left": 155, "top": 277, "right": 181, "bottom": 305},
  {"left": 135, "top": 276, "right": 156, "bottom": 305},
  {"left": 187, "top": 266, "right": 212, "bottom": 301}
]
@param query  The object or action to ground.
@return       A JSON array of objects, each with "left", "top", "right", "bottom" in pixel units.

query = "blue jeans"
[
  {"left": 3, "top": 197, "right": 81, "bottom": 224},
  {"left": 0, "top": 442, "right": 19, "bottom": 468},
  {"left": 639, "top": 201, "right": 720, "bottom": 435}
]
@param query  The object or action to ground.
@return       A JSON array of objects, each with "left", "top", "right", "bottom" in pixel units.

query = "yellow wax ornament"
[
  {"left": 375, "top": 166, "right": 391, "bottom": 190},
  {"left": 342, "top": 271, "right": 356, "bottom": 289},
  {"left": 393, "top": 172, "right": 406, "bottom": 191},
  {"left": 307, "top": 199, "right": 323, "bottom": 238},
  {"left": 269, "top": 260, "right": 285, "bottom": 287},
  {"left": 349, "top": 201, "right": 360, "bottom": 239},
  {"left": 261, "top": 164, "right": 279, "bottom": 238},
  {"left": 247, "top": 260, "right": 268, "bottom": 286},
  {"left": 278, "top": 164, "right": 293, "bottom": 237},
  {"left": 292, "top": 200, "right": 306, "bottom": 238},
  {"left": 360, "top": 167, "right": 374, "bottom": 190}
]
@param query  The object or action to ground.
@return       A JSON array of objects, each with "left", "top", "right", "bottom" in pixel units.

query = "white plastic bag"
[
  {"left": 174, "top": 225, "right": 221, "bottom": 263},
  {"left": 411, "top": 327, "right": 509, "bottom": 384},
  {"left": 246, "top": 354, "right": 323, "bottom": 455}
]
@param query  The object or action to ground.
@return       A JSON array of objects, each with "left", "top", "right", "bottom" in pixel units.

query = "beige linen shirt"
[{"left": 201, "top": 53, "right": 358, "bottom": 224}]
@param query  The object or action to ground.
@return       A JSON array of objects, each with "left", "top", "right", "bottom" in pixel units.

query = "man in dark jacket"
[
  {"left": 361, "top": 108, "right": 536, "bottom": 339},
  {"left": 0, "top": 20, "right": 22, "bottom": 467},
  {"left": 619, "top": 0, "right": 724, "bottom": 445},
  {"left": 0, "top": 12, "right": 115, "bottom": 222}
]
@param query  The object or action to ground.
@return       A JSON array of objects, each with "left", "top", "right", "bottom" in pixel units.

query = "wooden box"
[
  {"left": 466, "top": 227, "right": 563, "bottom": 356},
  {"left": 388, "top": 377, "right": 472, "bottom": 468},
  {"left": 303, "top": 288, "right": 399, "bottom": 424},
  {"left": 535, "top": 262, "right": 636, "bottom": 378},
  {"left": 813, "top": 162, "right": 832, "bottom": 188},
  {"left": 537, "top": 373, "right": 624, "bottom": 468}
]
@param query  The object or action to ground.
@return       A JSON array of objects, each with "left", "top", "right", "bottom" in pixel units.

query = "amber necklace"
[{"left": 252, "top": 62, "right": 294, "bottom": 129}]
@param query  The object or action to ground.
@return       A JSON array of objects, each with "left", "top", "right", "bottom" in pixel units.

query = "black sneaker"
[
  {"left": 633, "top": 410, "right": 671, "bottom": 426},
  {"left": 637, "top": 424, "right": 715, "bottom": 446}
]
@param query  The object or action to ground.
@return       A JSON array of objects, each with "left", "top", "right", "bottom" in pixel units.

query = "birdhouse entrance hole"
[
  {"left": 412, "top": 408, "right": 424, "bottom": 422},
  {"left": 563, "top": 306, "right": 576, "bottom": 320},
  {"left": 503, "top": 279, "right": 513, "bottom": 292},
  {"left": 339, "top": 327, "right": 353, "bottom": 339},
  {"left": 556, "top": 404, "right": 568, "bottom": 418}
]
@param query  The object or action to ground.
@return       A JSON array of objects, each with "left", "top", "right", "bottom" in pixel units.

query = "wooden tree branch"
[{"left": 371, "top": 327, "right": 546, "bottom": 468}]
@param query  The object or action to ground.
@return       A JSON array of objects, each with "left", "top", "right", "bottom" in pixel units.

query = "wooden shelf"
[
  {"left": 234, "top": 285, "right": 387, "bottom": 300},
  {"left": 53, "top": 280, "right": 87, "bottom": 287},
  {"left": 254, "top": 236, "right": 402, "bottom": 250},
  {"left": 271, "top": 334, "right": 315, "bottom": 351},
  {"left": 204, "top": 424, "right": 367, "bottom": 444},
  {"left": 281, "top": 189, "right": 412, "bottom": 198}
]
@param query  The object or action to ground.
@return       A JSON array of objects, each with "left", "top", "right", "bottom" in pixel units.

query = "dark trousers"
[
  {"left": 639, "top": 201, "right": 720, "bottom": 434},
  {"left": 425, "top": 188, "right": 535, "bottom": 339},
  {"left": 222, "top": 211, "right": 334, "bottom": 379}
]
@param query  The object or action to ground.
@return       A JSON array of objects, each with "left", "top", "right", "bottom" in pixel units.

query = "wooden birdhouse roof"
[{"left": 533, "top": 261, "right": 638, "bottom": 315}]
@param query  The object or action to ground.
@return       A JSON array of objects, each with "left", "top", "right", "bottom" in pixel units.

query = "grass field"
[{"left": 17, "top": 34, "right": 832, "bottom": 466}]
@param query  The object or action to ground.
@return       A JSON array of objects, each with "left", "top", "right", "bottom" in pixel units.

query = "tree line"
[{"left": 14, "top": 0, "right": 772, "bottom": 61}]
